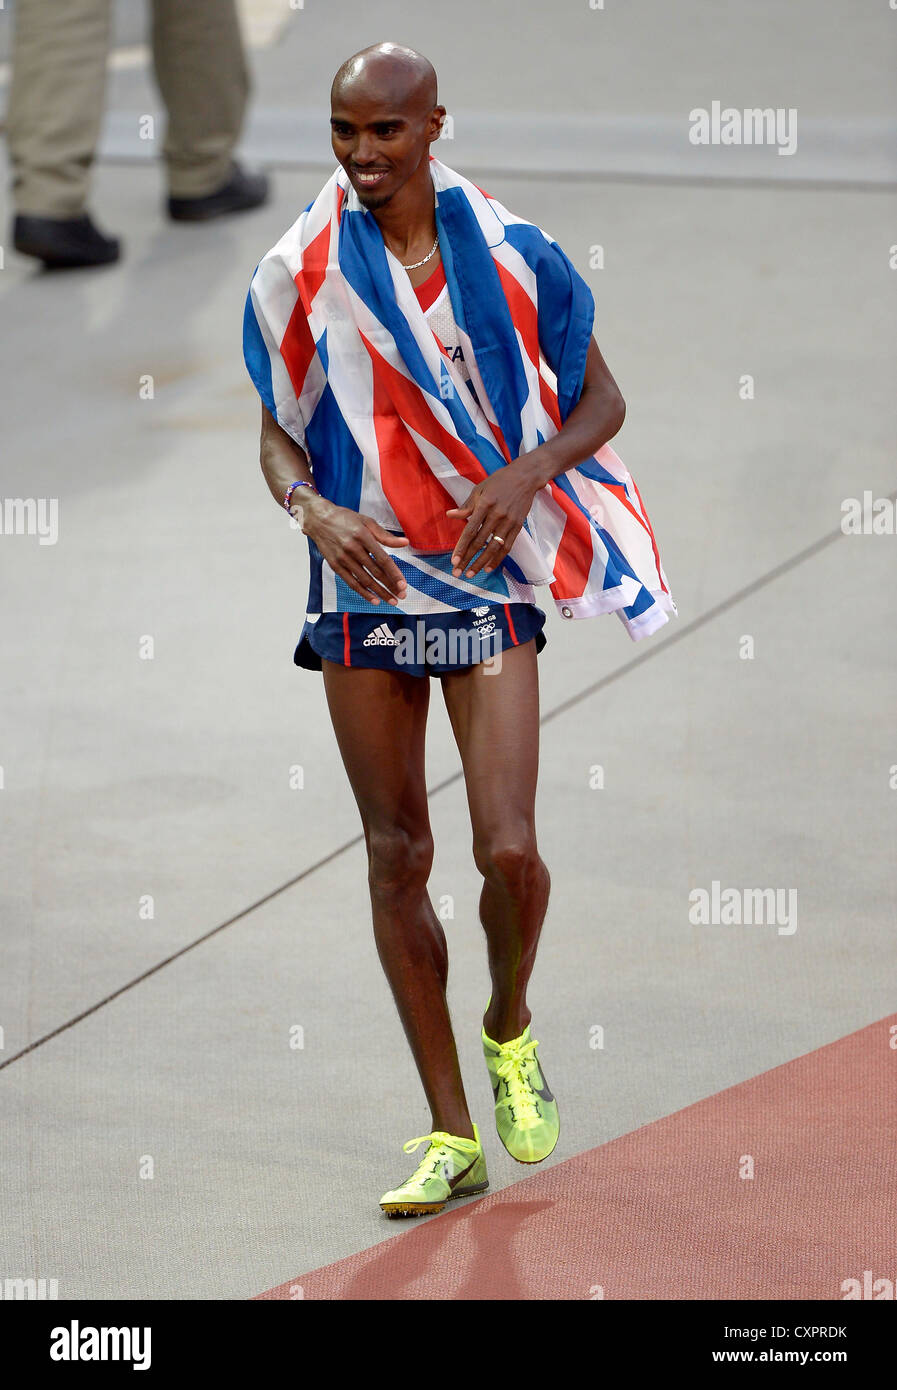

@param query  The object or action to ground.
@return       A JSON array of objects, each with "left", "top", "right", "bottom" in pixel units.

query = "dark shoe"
[
  {"left": 167, "top": 161, "right": 269, "bottom": 222},
  {"left": 13, "top": 213, "right": 120, "bottom": 268}
]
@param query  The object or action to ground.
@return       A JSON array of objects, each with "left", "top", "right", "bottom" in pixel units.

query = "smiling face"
[{"left": 330, "top": 44, "right": 444, "bottom": 211}]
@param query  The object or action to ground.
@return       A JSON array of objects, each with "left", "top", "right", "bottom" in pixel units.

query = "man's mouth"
[{"left": 352, "top": 168, "right": 389, "bottom": 188}]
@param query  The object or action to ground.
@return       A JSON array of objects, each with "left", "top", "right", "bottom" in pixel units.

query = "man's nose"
[{"left": 354, "top": 136, "right": 379, "bottom": 165}]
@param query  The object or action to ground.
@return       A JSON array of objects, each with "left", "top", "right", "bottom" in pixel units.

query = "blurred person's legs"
[
  {"left": 6, "top": 0, "right": 120, "bottom": 265},
  {"left": 152, "top": 0, "right": 268, "bottom": 218},
  {"left": 6, "top": 0, "right": 269, "bottom": 265},
  {"left": 7, "top": 0, "right": 112, "bottom": 217}
]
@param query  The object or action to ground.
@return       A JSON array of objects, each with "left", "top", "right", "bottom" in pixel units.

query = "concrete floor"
[{"left": 0, "top": 0, "right": 894, "bottom": 1298}]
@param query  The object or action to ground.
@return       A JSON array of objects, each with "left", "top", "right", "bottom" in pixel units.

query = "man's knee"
[
  {"left": 473, "top": 831, "right": 546, "bottom": 892},
  {"left": 367, "top": 828, "right": 434, "bottom": 898}
]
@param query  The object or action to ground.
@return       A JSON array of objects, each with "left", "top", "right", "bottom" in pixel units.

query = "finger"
[
  {"left": 450, "top": 510, "right": 490, "bottom": 575},
  {"left": 358, "top": 536, "right": 408, "bottom": 598},
  {"left": 350, "top": 538, "right": 406, "bottom": 602},
  {"left": 346, "top": 545, "right": 405, "bottom": 605},
  {"left": 355, "top": 516, "right": 410, "bottom": 600},
  {"left": 445, "top": 486, "right": 479, "bottom": 519},
  {"left": 463, "top": 531, "right": 508, "bottom": 579},
  {"left": 446, "top": 492, "right": 479, "bottom": 566},
  {"left": 480, "top": 526, "right": 516, "bottom": 574},
  {"left": 362, "top": 519, "right": 411, "bottom": 548},
  {"left": 332, "top": 557, "right": 385, "bottom": 604}
]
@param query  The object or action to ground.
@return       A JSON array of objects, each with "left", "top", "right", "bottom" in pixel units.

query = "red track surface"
[{"left": 256, "top": 1016, "right": 896, "bottom": 1300}]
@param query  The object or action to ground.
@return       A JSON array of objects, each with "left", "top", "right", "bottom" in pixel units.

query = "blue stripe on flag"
[
  {"left": 573, "top": 457, "right": 626, "bottom": 487},
  {"left": 315, "top": 324, "right": 329, "bottom": 376},
  {"left": 435, "top": 185, "right": 529, "bottom": 461},
  {"left": 622, "top": 585, "right": 656, "bottom": 620},
  {"left": 551, "top": 473, "right": 639, "bottom": 592},
  {"left": 502, "top": 224, "right": 594, "bottom": 421},
  {"left": 339, "top": 209, "right": 439, "bottom": 392},
  {"left": 338, "top": 205, "right": 509, "bottom": 479},
  {"left": 304, "top": 381, "right": 364, "bottom": 513},
  {"left": 242, "top": 277, "right": 276, "bottom": 417}
]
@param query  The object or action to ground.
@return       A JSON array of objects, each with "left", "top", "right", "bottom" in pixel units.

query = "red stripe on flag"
[
  {"left": 599, "top": 478, "right": 668, "bottom": 592},
  {"left": 538, "top": 372, "right": 562, "bottom": 431},
  {"left": 628, "top": 475, "right": 670, "bottom": 596},
  {"left": 280, "top": 219, "right": 331, "bottom": 408},
  {"left": 361, "top": 336, "right": 489, "bottom": 551},
  {"left": 494, "top": 260, "right": 539, "bottom": 369},
  {"left": 294, "top": 221, "right": 330, "bottom": 314},
  {"left": 543, "top": 483, "right": 599, "bottom": 601},
  {"left": 280, "top": 299, "right": 318, "bottom": 401},
  {"left": 487, "top": 418, "right": 512, "bottom": 463},
  {"left": 550, "top": 516, "right": 594, "bottom": 598}
]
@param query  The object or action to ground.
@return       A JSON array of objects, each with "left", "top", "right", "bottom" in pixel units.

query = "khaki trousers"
[{"left": 5, "top": 0, "right": 250, "bottom": 216}]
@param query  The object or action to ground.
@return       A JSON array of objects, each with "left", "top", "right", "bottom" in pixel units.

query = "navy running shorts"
[{"left": 294, "top": 601, "right": 547, "bottom": 676}]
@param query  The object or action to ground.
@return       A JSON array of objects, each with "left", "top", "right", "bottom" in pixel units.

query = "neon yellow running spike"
[
  {"left": 379, "top": 1123, "right": 489, "bottom": 1218},
  {"left": 482, "top": 1013, "right": 560, "bottom": 1164}
]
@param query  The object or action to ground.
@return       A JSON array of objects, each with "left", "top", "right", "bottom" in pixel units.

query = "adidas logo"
[{"left": 362, "top": 623, "right": 399, "bottom": 647}]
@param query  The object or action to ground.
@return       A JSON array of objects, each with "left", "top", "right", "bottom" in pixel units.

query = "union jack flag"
[{"left": 243, "top": 157, "right": 676, "bottom": 639}]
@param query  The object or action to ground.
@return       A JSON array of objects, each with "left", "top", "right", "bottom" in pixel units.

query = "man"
[
  {"left": 7, "top": 0, "right": 268, "bottom": 268},
  {"left": 243, "top": 42, "right": 675, "bottom": 1217}
]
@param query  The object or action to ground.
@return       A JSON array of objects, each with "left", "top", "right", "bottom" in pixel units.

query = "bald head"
[
  {"left": 332, "top": 42, "right": 437, "bottom": 115},
  {"left": 330, "top": 42, "right": 444, "bottom": 211}
]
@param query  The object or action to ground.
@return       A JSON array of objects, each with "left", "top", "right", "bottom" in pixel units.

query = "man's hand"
[
  {"left": 299, "top": 497, "right": 410, "bottom": 605},
  {"left": 446, "top": 337, "right": 627, "bottom": 578},
  {"left": 446, "top": 455, "right": 544, "bottom": 579}
]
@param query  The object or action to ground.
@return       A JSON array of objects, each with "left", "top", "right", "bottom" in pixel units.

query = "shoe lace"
[
  {"left": 494, "top": 1038, "right": 541, "bottom": 1121},
  {"left": 401, "top": 1130, "right": 480, "bottom": 1183}
]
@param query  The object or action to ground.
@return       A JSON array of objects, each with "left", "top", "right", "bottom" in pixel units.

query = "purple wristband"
[{"left": 284, "top": 480, "right": 319, "bottom": 511}]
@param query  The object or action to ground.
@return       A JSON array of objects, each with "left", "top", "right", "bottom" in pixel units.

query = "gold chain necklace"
[{"left": 401, "top": 235, "right": 439, "bottom": 270}]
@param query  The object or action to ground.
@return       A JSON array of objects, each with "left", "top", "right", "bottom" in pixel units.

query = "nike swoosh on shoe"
[
  {"left": 531, "top": 1078, "right": 554, "bottom": 1102},
  {"left": 447, "top": 1155, "right": 477, "bottom": 1191}
]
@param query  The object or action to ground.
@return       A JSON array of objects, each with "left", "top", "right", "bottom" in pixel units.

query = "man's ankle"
[
  {"left": 483, "top": 1007, "right": 532, "bottom": 1045},
  {"left": 434, "top": 1120, "right": 477, "bottom": 1143}
]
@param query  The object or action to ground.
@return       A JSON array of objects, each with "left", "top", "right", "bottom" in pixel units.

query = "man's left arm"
[
  {"left": 448, "top": 337, "right": 625, "bottom": 578},
  {"left": 515, "top": 337, "right": 625, "bottom": 491}
]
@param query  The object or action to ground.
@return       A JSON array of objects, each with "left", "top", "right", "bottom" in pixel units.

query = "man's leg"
[
  {"left": 6, "top": 0, "right": 113, "bottom": 217},
  {"left": 439, "top": 641, "right": 550, "bottom": 1045},
  {"left": 150, "top": 0, "right": 250, "bottom": 199},
  {"left": 320, "top": 660, "right": 476, "bottom": 1141}
]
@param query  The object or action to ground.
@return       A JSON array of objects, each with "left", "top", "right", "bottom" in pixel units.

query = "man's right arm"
[
  {"left": 259, "top": 401, "right": 332, "bottom": 527},
  {"left": 257, "top": 401, "right": 409, "bottom": 605}
]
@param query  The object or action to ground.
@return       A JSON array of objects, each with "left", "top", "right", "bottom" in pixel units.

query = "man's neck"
[{"left": 370, "top": 159, "right": 436, "bottom": 261}]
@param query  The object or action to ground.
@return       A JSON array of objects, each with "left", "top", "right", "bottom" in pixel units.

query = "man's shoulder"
[{"left": 257, "top": 171, "right": 338, "bottom": 267}]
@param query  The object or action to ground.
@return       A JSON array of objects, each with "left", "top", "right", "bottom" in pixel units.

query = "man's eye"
[{"left": 376, "top": 127, "right": 397, "bottom": 136}]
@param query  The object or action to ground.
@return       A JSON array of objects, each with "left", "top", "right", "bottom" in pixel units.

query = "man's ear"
[{"left": 428, "top": 105, "right": 447, "bottom": 143}]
